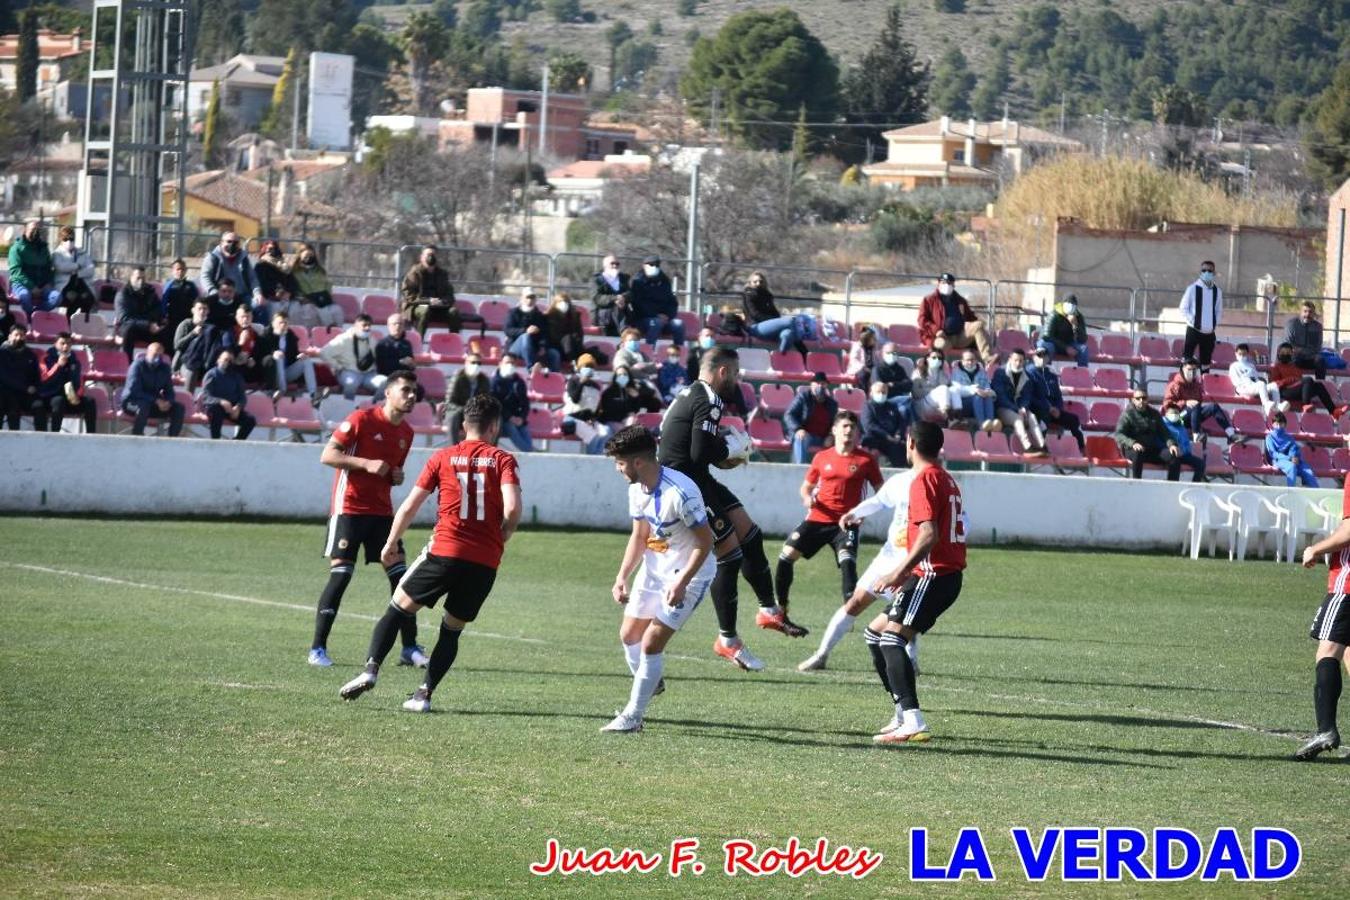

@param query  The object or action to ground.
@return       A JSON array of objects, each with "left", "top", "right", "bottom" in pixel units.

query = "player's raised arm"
[
  {"left": 500, "top": 483, "right": 523, "bottom": 543},
  {"left": 841, "top": 477, "right": 897, "bottom": 528},
  {"left": 381, "top": 485, "right": 432, "bottom": 566}
]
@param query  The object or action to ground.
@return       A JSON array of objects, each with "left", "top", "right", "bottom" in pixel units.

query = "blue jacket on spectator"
[
  {"left": 861, "top": 398, "right": 905, "bottom": 443},
  {"left": 1265, "top": 426, "right": 1303, "bottom": 466},
  {"left": 202, "top": 363, "right": 247, "bottom": 408},
  {"left": 122, "top": 353, "right": 175, "bottom": 406},
  {"left": 991, "top": 365, "right": 1046, "bottom": 414},
  {"left": 656, "top": 358, "right": 687, "bottom": 400},
  {"left": 784, "top": 387, "right": 838, "bottom": 435},
  {"left": 629, "top": 271, "right": 677, "bottom": 321},
  {"left": 491, "top": 372, "right": 530, "bottom": 421},
  {"left": 38, "top": 346, "right": 81, "bottom": 399},
  {"left": 1162, "top": 417, "right": 1194, "bottom": 456},
  {"left": 1026, "top": 365, "right": 1063, "bottom": 418},
  {"left": 0, "top": 340, "right": 38, "bottom": 394},
  {"left": 375, "top": 334, "right": 414, "bottom": 375}
]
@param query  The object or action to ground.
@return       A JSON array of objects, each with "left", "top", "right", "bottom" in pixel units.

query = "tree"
[
  {"left": 677, "top": 0, "right": 698, "bottom": 16},
  {"left": 934, "top": 0, "right": 965, "bottom": 11},
  {"left": 1307, "top": 60, "right": 1350, "bottom": 189},
  {"left": 605, "top": 21, "right": 633, "bottom": 91},
  {"left": 681, "top": 9, "right": 839, "bottom": 152},
  {"left": 16, "top": 11, "right": 38, "bottom": 103},
  {"left": 545, "top": 0, "right": 582, "bottom": 24},
  {"left": 0, "top": 86, "right": 43, "bottom": 169},
  {"left": 260, "top": 47, "right": 298, "bottom": 142},
  {"left": 971, "top": 50, "right": 1010, "bottom": 120},
  {"left": 548, "top": 52, "right": 591, "bottom": 94},
  {"left": 432, "top": 0, "right": 458, "bottom": 29},
  {"left": 613, "top": 39, "right": 658, "bottom": 90},
  {"left": 792, "top": 104, "right": 810, "bottom": 163},
  {"left": 1151, "top": 84, "right": 1206, "bottom": 127},
  {"left": 347, "top": 24, "right": 400, "bottom": 129},
  {"left": 203, "top": 80, "right": 222, "bottom": 167},
  {"left": 840, "top": 4, "right": 929, "bottom": 164},
  {"left": 461, "top": 0, "right": 502, "bottom": 40},
  {"left": 401, "top": 11, "right": 451, "bottom": 117},
  {"left": 192, "top": 0, "right": 245, "bottom": 67},
  {"left": 930, "top": 49, "right": 975, "bottom": 118},
  {"left": 247, "top": 0, "right": 357, "bottom": 58}
]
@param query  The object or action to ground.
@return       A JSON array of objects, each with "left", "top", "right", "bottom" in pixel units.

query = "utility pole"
[
  {"left": 1242, "top": 147, "right": 1252, "bottom": 197},
  {"left": 685, "top": 162, "right": 700, "bottom": 313},
  {"left": 1059, "top": 91, "right": 1066, "bottom": 135},
  {"left": 538, "top": 62, "right": 550, "bottom": 156},
  {"left": 488, "top": 121, "right": 499, "bottom": 198},
  {"left": 1100, "top": 107, "right": 1110, "bottom": 156},
  {"left": 709, "top": 87, "right": 721, "bottom": 146},
  {"left": 290, "top": 64, "right": 303, "bottom": 152}
]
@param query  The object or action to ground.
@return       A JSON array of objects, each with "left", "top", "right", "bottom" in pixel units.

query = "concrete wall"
[{"left": 2, "top": 432, "right": 1338, "bottom": 551}]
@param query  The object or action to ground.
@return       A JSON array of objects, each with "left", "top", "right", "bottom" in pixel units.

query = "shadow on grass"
[
  {"left": 935, "top": 670, "right": 1294, "bottom": 697},
  {"left": 942, "top": 707, "right": 1242, "bottom": 731},
  {"left": 941, "top": 630, "right": 1192, "bottom": 649},
  {"left": 462, "top": 665, "right": 817, "bottom": 689}
]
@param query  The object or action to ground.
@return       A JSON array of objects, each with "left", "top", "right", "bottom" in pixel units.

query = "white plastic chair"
[
  {"left": 1218, "top": 490, "right": 1288, "bottom": 562},
  {"left": 1178, "top": 488, "right": 1234, "bottom": 560},
  {"left": 1276, "top": 492, "right": 1337, "bottom": 564}
]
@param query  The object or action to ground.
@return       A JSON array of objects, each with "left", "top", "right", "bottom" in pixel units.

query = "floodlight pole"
[{"left": 685, "top": 161, "right": 700, "bottom": 313}]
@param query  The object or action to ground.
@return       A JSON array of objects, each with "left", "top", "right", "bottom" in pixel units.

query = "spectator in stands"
[
  {"left": 861, "top": 380, "right": 907, "bottom": 467},
  {"left": 917, "top": 272, "right": 996, "bottom": 365},
  {"left": 39, "top": 331, "right": 95, "bottom": 433},
  {"left": 253, "top": 239, "right": 297, "bottom": 323},
  {"left": 597, "top": 363, "right": 661, "bottom": 433},
  {"left": 174, "top": 298, "right": 233, "bottom": 392},
  {"left": 1269, "top": 342, "right": 1342, "bottom": 417},
  {"left": 784, "top": 372, "right": 839, "bottom": 463},
  {"left": 321, "top": 314, "right": 381, "bottom": 399},
  {"left": 1161, "top": 357, "right": 1244, "bottom": 446},
  {"left": 1265, "top": 411, "right": 1319, "bottom": 488},
  {"left": 742, "top": 270, "right": 808, "bottom": 361},
  {"left": 505, "top": 287, "right": 559, "bottom": 373},
  {"left": 561, "top": 352, "right": 609, "bottom": 454},
  {"left": 1037, "top": 294, "right": 1090, "bottom": 367},
  {"left": 686, "top": 327, "right": 716, "bottom": 383},
  {"left": 613, "top": 326, "right": 657, "bottom": 379},
  {"left": 121, "top": 341, "right": 184, "bottom": 436},
  {"left": 871, "top": 341, "right": 914, "bottom": 421},
  {"left": 629, "top": 255, "right": 685, "bottom": 349},
  {"left": 207, "top": 278, "right": 245, "bottom": 328},
  {"left": 49, "top": 225, "right": 96, "bottom": 319},
  {"left": 287, "top": 242, "right": 344, "bottom": 329},
  {"left": 1229, "top": 342, "right": 1285, "bottom": 416},
  {"left": 545, "top": 292, "right": 585, "bottom": 367},
  {"left": 1160, "top": 405, "right": 1207, "bottom": 482},
  {"left": 1114, "top": 390, "right": 1181, "bottom": 481},
  {"left": 847, "top": 325, "right": 881, "bottom": 391},
  {"left": 656, "top": 343, "right": 688, "bottom": 403},
  {"left": 200, "top": 231, "right": 264, "bottom": 316},
  {"left": 1030, "top": 347, "right": 1086, "bottom": 452},
  {"left": 912, "top": 350, "right": 955, "bottom": 424},
  {"left": 591, "top": 254, "right": 631, "bottom": 336},
  {"left": 0, "top": 322, "right": 46, "bottom": 430},
  {"left": 161, "top": 258, "right": 200, "bottom": 337},
  {"left": 0, "top": 296, "right": 14, "bottom": 337},
  {"left": 201, "top": 348, "right": 256, "bottom": 441},
  {"left": 991, "top": 348, "right": 1048, "bottom": 455},
  {"left": 491, "top": 354, "right": 534, "bottom": 452},
  {"left": 400, "top": 245, "right": 460, "bottom": 337},
  {"left": 373, "top": 313, "right": 416, "bottom": 396},
  {"left": 232, "top": 305, "right": 264, "bottom": 389},
  {"left": 1284, "top": 301, "right": 1328, "bottom": 379},
  {"left": 7, "top": 220, "right": 55, "bottom": 315},
  {"left": 113, "top": 266, "right": 166, "bottom": 363},
  {"left": 1180, "top": 260, "right": 1222, "bottom": 372},
  {"left": 443, "top": 351, "right": 491, "bottom": 442},
  {"left": 950, "top": 348, "right": 999, "bottom": 433},
  {"left": 259, "top": 310, "right": 319, "bottom": 401}
]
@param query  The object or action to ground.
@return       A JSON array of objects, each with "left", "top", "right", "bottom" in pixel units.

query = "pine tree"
[
  {"left": 16, "top": 11, "right": 38, "bottom": 103},
  {"left": 1306, "top": 60, "right": 1350, "bottom": 189},
  {"left": 971, "top": 50, "right": 1009, "bottom": 120},
  {"left": 193, "top": 0, "right": 245, "bottom": 67},
  {"left": 260, "top": 48, "right": 297, "bottom": 141},
  {"left": 203, "top": 80, "right": 222, "bottom": 167},
  {"left": 606, "top": 21, "right": 633, "bottom": 91},
  {"left": 840, "top": 4, "right": 929, "bottom": 164},
  {"left": 930, "top": 49, "right": 975, "bottom": 118}
]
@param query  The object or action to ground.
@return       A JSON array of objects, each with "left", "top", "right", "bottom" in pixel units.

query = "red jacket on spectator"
[
  {"left": 1267, "top": 361, "right": 1304, "bottom": 390},
  {"left": 917, "top": 289, "right": 978, "bottom": 347},
  {"left": 1161, "top": 372, "right": 1204, "bottom": 412}
]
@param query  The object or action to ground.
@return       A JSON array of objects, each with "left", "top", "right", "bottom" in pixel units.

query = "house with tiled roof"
[
  {"left": 186, "top": 55, "right": 287, "bottom": 129},
  {"left": 0, "top": 29, "right": 85, "bottom": 94},
  {"left": 543, "top": 153, "right": 651, "bottom": 217},
  {"left": 862, "top": 116, "right": 1084, "bottom": 191},
  {"left": 161, "top": 169, "right": 343, "bottom": 239}
]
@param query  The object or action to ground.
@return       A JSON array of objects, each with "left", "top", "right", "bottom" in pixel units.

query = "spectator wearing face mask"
[
  {"left": 39, "top": 331, "right": 96, "bottom": 433},
  {"left": 320, "top": 314, "right": 381, "bottom": 399},
  {"left": 1264, "top": 411, "right": 1319, "bottom": 488},
  {"left": 1037, "top": 294, "right": 1090, "bottom": 367},
  {"left": 505, "top": 287, "right": 559, "bottom": 373},
  {"left": 546, "top": 292, "right": 585, "bottom": 366},
  {"left": 7, "top": 220, "right": 55, "bottom": 315},
  {"left": 686, "top": 328, "right": 717, "bottom": 383},
  {"left": 1114, "top": 390, "right": 1181, "bottom": 480},
  {"left": 949, "top": 349, "right": 998, "bottom": 433},
  {"left": 161, "top": 257, "right": 201, "bottom": 336},
  {"left": 917, "top": 272, "right": 996, "bottom": 365},
  {"left": 1268, "top": 342, "right": 1343, "bottom": 417},
  {"left": 1161, "top": 357, "right": 1244, "bottom": 446},
  {"left": 742, "top": 270, "right": 808, "bottom": 361},
  {"left": 1028, "top": 348, "right": 1086, "bottom": 452},
  {"left": 287, "top": 242, "right": 344, "bottom": 328},
  {"left": 1180, "top": 260, "right": 1222, "bottom": 372},
  {"left": 847, "top": 326, "right": 881, "bottom": 391},
  {"left": 1159, "top": 405, "right": 1208, "bottom": 482},
  {"left": 598, "top": 364, "right": 661, "bottom": 433},
  {"left": 1228, "top": 342, "right": 1285, "bottom": 417},
  {"left": 1284, "top": 301, "right": 1328, "bottom": 379},
  {"left": 629, "top": 255, "right": 685, "bottom": 349},
  {"left": 200, "top": 231, "right": 264, "bottom": 314},
  {"left": 49, "top": 225, "right": 97, "bottom": 318},
  {"left": 592, "top": 254, "right": 631, "bottom": 336},
  {"left": 0, "top": 323, "right": 47, "bottom": 430},
  {"left": 113, "top": 265, "right": 167, "bottom": 363},
  {"left": 912, "top": 351, "right": 954, "bottom": 424},
  {"left": 861, "top": 380, "right": 907, "bottom": 467},
  {"left": 253, "top": 239, "right": 298, "bottom": 321},
  {"left": 656, "top": 344, "right": 688, "bottom": 403},
  {"left": 612, "top": 326, "right": 657, "bottom": 379},
  {"left": 991, "top": 348, "right": 1048, "bottom": 455},
  {"left": 562, "top": 353, "right": 610, "bottom": 454},
  {"left": 491, "top": 355, "right": 534, "bottom": 452},
  {"left": 784, "top": 372, "right": 839, "bottom": 463},
  {"left": 443, "top": 352, "right": 491, "bottom": 442},
  {"left": 871, "top": 341, "right": 914, "bottom": 421}
]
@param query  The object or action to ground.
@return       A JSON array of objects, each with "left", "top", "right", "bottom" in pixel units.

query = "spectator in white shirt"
[{"left": 1227, "top": 342, "right": 1285, "bottom": 416}]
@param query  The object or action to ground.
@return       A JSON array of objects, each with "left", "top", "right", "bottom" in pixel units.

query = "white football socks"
[
  {"left": 623, "top": 652, "right": 665, "bottom": 718},
  {"left": 818, "top": 608, "right": 857, "bottom": 657},
  {"left": 623, "top": 640, "right": 641, "bottom": 675}
]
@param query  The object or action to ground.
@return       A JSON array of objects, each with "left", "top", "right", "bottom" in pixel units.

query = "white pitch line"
[{"left": 0, "top": 560, "right": 1302, "bottom": 743}]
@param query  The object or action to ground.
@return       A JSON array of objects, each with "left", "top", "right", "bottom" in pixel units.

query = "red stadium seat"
[
  {"left": 1295, "top": 410, "right": 1337, "bottom": 443},
  {"left": 415, "top": 367, "right": 447, "bottom": 400},
  {"left": 68, "top": 314, "right": 114, "bottom": 347},
  {"left": 721, "top": 415, "right": 746, "bottom": 432},
  {"left": 1331, "top": 447, "right": 1350, "bottom": 473},
  {"left": 974, "top": 430, "right": 1023, "bottom": 465},
  {"left": 427, "top": 332, "right": 465, "bottom": 363},
  {"left": 1058, "top": 367, "right": 1095, "bottom": 395},
  {"left": 1046, "top": 433, "right": 1089, "bottom": 469},
  {"left": 526, "top": 407, "right": 562, "bottom": 440},
  {"left": 1229, "top": 443, "right": 1275, "bottom": 477},
  {"left": 1137, "top": 336, "right": 1173, "bottom": 366},
  {"left": 88, "top": 349, "right": 130, "bottom": 383},
  {"left": 1210, "top": 342, "right": 1237, "bottom": 368},
  {"left": 361, "top": 294, "right": 398, "bottom": 321},
  {"left": 737, "top": 348, "right": 774, "bottom": 379},
  {"left": 941, "top": 429, "right": 979, "bottom": 464},
  {"left": 405, "top": 401, "right": 444, "bottom": 441},
  {"left": 676, "top": 311, "right": 700, "bottom": 336},
  {"left": 528, "top": 371, "right": 565, "bottom": 404},
  {"left": 1304, "top": 445, "right": 1335, "bottom": 477},
  {"left": 1204, "top": 442, "right": 1234, "bottom": 481},
  {"left": 1063, "top": 399, "right": 1095, "bottom": 429},
  {"left": 478, "top": 300, "right": 511, "bottom": 330},
  {"left": 244, "top": 393, "right": 278, "bottom": 434},
  {"left": 1095, "top": 334, "right": 1135, "bottom": 364},
  {"left": 1231, "top": 407, "right": 1269, "bottom": 438},
  {"left": 28, "top": 310, "right": 68, "bottom": 341},
  {"left": 832, "top": 386, "right": 865, "bottom": 413},
  {"left": 1202, "top": 372, "right": 1241, "bottom": 404},
  {"left": 308, "top": 326, "right": 341, "bottom": 348},
  {"left": 1088, "top": 400, "right": 1123, "bottom": 430},
  {"left": 273, "top": 397, "right": 322, "bottom": 436},
  {"left": 576, "top": 305, "right": 600, "bottom": 336},
  {"left": 1092, "top": 368, "right": 1132, "bottom": 397},
  {"left": 402, "top": 329, "right": 425, "bottom": 362},
  {"left": 996, "top": 329, "right": 1030, "bottom": 355},
  {"left": 332, "top": 292, "right": 360, "bottom": 322},
  {"left": 470, "top": 335, "right": 503, "bottom": 362},
  {"left": 633, "top": 412, "right": 664, "bottom": 431},
  {"left": 805, "top": 351, "right": 848, "bottom": 383},
  {"left": 770, "top": 352, "right": 810, "bottom": 381},
  {"left": 758, "top": 383, "right": 795, "bottom": 416},
  {"left": 887, "top": 323, "right": 924, "bottom": 354},
  {"left": 1085, "top": 435, "right": 1128, "bottom": 469},
  {"left": 82, "top": 384, "right": 117, "bottom": 429},
  {"left": 748, "top": 417, "right": 789, "bottom": 452}
]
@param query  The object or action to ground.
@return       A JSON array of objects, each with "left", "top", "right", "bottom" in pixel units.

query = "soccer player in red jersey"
[
  {"left": 339, "top": 394, "right": 522, "bottom": 712},
  {"left": 775, "top": 411, "right": 883, "bottom": 619},
  {"left": 1296, "top": 478, "right": 1350, "bottom": 760},
  {"left": 867, "top": 421, "right": 967, "bottom": 745},
  {"left": 308, "top": 370, "right": 422, "bottom": 668}
]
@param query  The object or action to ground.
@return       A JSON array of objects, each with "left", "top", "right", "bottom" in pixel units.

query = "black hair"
[
  {"left": 1235, "top": 343, "right": 1249, "bottom": 352},
  {"left": 700, "top": 346, "right": 739, "bottom": 374},
  {"left": 1181, "top": 356, "right": 1199, "bottom": 368},
  {"left": 463, "top": 393, "right": 501, "bottom": 430},
  {"left": 354, "top": 313, "right": 373, "bottom": 325},
  {"left": 833, "top": 409, "right": 860, "bottom": 426},
  {"left": 386, "top": 369, "right": 418, "bottom": 388},
  {"left": 605, "top": 424, "right": 658, "bottom": 458},
  {"left": 55, "top": 330, "right": 72, "bottom": 342},
  {"left": 1272, "top": 411, "right": 1287, "bottom": 426},
  {"left": 910, "top": 420, "right": 944, "bottom": 460}
]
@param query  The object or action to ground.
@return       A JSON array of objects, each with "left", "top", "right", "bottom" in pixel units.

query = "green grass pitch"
[{"left": 1, "top": 515, "right": 1347, "bottom": 898}]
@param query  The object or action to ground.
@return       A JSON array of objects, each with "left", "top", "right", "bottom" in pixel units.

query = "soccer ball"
[{"left": 715, "top": 426, "right": 752, "bottom": 469}]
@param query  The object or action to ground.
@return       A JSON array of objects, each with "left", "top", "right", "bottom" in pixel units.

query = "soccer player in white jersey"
[
  {"left": 602, "top": 425, "right": 717, "bottom": 733},
  {"left": 798, "top": 467, "right": 920, "bottom": 679}
]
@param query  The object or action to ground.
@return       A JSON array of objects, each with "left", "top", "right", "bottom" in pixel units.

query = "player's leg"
[
  {"left": 604, "top": 571, "right": 708, "bottom": 732},
  {"left": 863, "top": 611, "right": 894, "bottom": 708},
  {"left": 799, "top": 540, "right": 889, "bottom": 672},
  {"left": 729, "top": 506, "right": 807, "bottom": 637},
  {"left": 619, "top": 614, "right": 649, "bottom": 675},
  {"left": 340, "top": 587, "right": 427, "bottom": 700},
  {"left": 370, "top": 525, "right": 426, "bottom": 666},
  {"left": 698, "top": 481, "right": 763, "bottom": 669},
  {"left": 310, "top": 515, "right": 359, "bottom": 665},
  {"left": 403, "top": 560, "right": 498, "bottom": 712},
  {"left": 875, "top": 572, "right": 962, "bottom": 745},
  {"left": 835, "top": 526, "right": 861, "bottom": 603},
  {"left": 1296, "top": 590, "right": 1347, "bottom": 759},
  {"left": 774, "top": 544, "right": 803, "bottom": 609},
  {"left": 407, "top": 610, "right": 470, "bottom": 711}
]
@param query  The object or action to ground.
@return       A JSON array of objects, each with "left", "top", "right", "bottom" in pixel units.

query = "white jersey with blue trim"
[{"left": 627, "top": 466, "right": 717, "bottom": 583}]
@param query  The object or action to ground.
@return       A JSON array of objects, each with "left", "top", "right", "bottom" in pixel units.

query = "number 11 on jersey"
[{"left": 457, "top": 471, "right": 487, "bottom": 521}]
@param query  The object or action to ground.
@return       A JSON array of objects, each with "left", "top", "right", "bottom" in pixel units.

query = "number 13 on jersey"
[{"left": 949, "top": 495, "right": 968, "bottom": 544}]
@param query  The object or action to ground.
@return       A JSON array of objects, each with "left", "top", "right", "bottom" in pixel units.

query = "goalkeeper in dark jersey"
[{"left": 659, "top": 346, "right": 808, "bottom": 671}]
